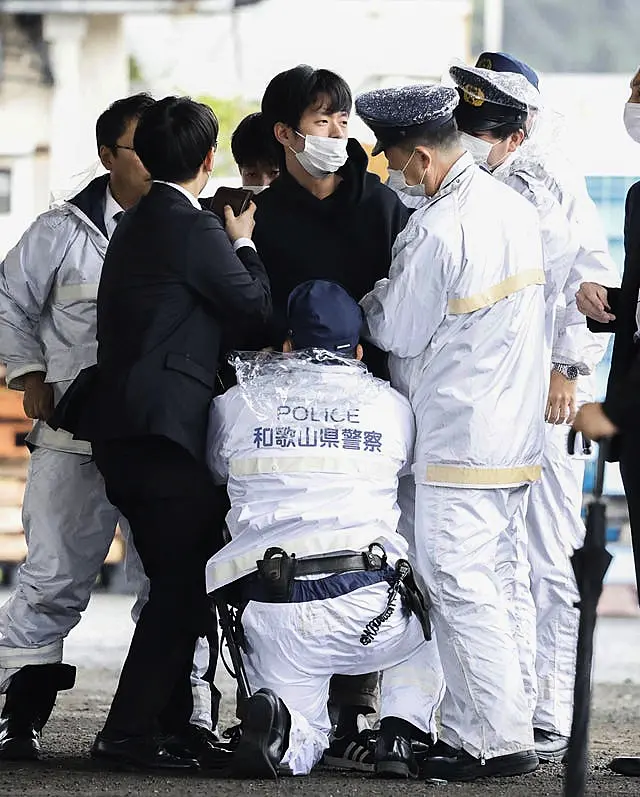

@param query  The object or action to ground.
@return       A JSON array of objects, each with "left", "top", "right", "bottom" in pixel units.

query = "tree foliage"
[{"left": 196, "top": 94, "right": 259, "bottom": 176}]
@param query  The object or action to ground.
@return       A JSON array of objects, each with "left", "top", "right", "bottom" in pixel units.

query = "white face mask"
[
  {"left": 290, "top": 132, "right": 349, "bottom": 178},
  {"left": 386, "top": 150, "right": 427, "bottom": 197},
  {"left": 459, "top": 132, "right": 493, "bottom": 165},
  {"left": 490, "top": 150, "right": 518, "bottom": 178},
  {"left": 623, "top": 102, "right": 640, "bottom": 144},
  {"left": 243, "top": 185, "right": 269, "bottom": 194}
]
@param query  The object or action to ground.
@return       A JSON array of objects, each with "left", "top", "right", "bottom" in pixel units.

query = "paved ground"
[{"left": 0, "top": 591, "right": 639, "bottom": 796}]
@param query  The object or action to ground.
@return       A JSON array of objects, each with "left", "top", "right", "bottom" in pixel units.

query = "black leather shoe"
[
  {"left": 162, "top": 724, "right": 233, "bottom": 770},
  {"left": 609, "top": 756, "right": 640, "bottom": 776},
  {"left": 375, "top": 732, "right": 419, "bottom": 779},
  {"left": 221, "top": 723, "right": 243, "bottom": 750},
  {"left": 0, "top": 717, "right": 40, "bottom": 761},
  {"left": 420, "top": 748, "right": 539, "bottom": 782},
  {"left": 91, "top": 732, "right": 199, "bottom": 771},
  {"left": 231, "top": 689, "right": 291, "bottom": 779},
  {"left": 426, "top": 739, "right": 459, "bottom": 757},
  {"left": 0, "top": 662, "right": 76, "bottom": 761},
  {"left": 412, "top": 736, "right": 449, "bottom": 767}
]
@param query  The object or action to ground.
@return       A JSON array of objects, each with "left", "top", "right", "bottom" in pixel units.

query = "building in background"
[
  {"left": 126, "top": 0, "right": 473, "bottom": 148},
  {"left": 0, "top": 0, "right": 472, "bottom": 256},
  {"left": 0, "top": 0, "right": 241, "bottom": 259},
  {"left": 126, "top": 0, "right": 472, "bottom": 99}
]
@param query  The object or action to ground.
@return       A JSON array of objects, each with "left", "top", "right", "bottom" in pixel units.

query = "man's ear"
[
  {"left": 414, "top": 146, "right": 432, "bottom": 171},
  {"left": 204, "top": 147, "right": 215, "bottom": 174},
  {"left": 509, "top": 130, "right": 525, "bottom": 152},
  {"left": 99, "top": 145, "right": 114, "bottom": 171},
  {"left": 355, "top": 343, "right": 364, "bottom": 362},
  {"left": 283, "top": 339, "right": 293, "bottom": 353},
  {"left": 274, "top": 122, "right": 294, "bottom": 148}
]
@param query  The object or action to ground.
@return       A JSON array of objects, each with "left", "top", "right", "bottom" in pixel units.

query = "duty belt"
[
  {"left": 250, "top": 544, "right": 432, "bottom": 643},
  {"left": 257, "top": 544, "right": 385, "bottom": 584}
]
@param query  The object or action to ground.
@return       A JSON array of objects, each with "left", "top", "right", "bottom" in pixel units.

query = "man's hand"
[
  {"left": 546, "top": 370, "right": 578, "bottom": 425},
  {"left": 224, "top": 202, "right": 256, "bottom": 243},
  {"left": 630, "top": 68, "right": 640, "bottom": 103},
  {"left": 576, "top": 282, "right": 615, "bottom": 324},
  {"left": 573, "top": 402, "right": 618, "bottom": 441},
  {"left": 22, "top": 372, "right": 54, "bottom": 421}
]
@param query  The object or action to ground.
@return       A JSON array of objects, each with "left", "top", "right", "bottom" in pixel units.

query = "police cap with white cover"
[
  {"left": 449, "top": 63, "right": 541, "bottom": 133},
  {"left": 287, "top": 280, "right": 363, "bottom": 353},
  {"left": 355, "top": 84, "right": 459, "bottom": 156}
]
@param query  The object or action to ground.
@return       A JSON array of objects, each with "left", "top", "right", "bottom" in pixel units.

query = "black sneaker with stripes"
[{"left": 322, "top": 729, "right": 375, "bottom": 772}]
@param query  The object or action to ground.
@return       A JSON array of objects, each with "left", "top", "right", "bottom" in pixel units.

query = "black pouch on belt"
[
  {"left": 399, "top": 566, "right": 432, "bottom": 642},
  {"left": 255, "top": 547, "right": 296, "bottom": 602}
]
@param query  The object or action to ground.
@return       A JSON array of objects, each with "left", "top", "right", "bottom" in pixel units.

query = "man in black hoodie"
[
  {"left": 254, "top": 64, "right": 411, "bottom": 383},
  {"left": 252, "top": 64, "right": 412, "bottom": 771}
]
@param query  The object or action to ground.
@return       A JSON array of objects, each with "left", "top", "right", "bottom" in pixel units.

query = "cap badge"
[{"left": 462, "top": 85, "right": 485, "bottom": 107}]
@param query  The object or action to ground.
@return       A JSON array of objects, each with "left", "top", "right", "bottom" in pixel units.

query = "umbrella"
[{"left": 564, "top": 431, "right": 613, "bottom": 797}]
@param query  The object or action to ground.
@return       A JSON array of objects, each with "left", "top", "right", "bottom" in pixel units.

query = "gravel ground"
[{"left": 0, "top": 592, "right": 638, "bottom": 796}]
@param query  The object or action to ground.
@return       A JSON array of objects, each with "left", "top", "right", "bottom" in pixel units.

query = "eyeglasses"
[{"left": 113, "top": 145, "right": 136, "bottom": 152}]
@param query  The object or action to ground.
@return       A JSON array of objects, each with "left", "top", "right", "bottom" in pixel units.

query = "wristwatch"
[{"left": 552, "top": 363, "right": 579, "bottom": 381}]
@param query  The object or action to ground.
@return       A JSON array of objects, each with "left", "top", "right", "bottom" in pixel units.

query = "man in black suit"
[
  {"left": 74, "top": 97, "right": 271, "bottom": 770},
  {"left": 574, "top": 190, "right": 640, "bottom": 555},
  {"left": 573, "top": 75, "right": 640, "bottom": 775}
]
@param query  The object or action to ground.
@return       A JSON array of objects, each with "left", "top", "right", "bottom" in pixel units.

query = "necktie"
[{"left": 113, "top": 211, "right": 124, "bottom": 225}]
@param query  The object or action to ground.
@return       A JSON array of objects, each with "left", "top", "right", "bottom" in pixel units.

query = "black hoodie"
[{"left": 252, "top": 139, "right": 411, "bottom": 378}]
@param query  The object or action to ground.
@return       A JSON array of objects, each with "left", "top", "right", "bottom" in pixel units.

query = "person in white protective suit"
[
  {"left": 452, "top": 53, "right": 620, "bottom": 763},
  {"left": 356, "top": 82, "right": 547, "bottom": 782},
  {"left": 205, "top": 279, "right": 444, "bottom": 779},
  {"left": 0, "top": 95, "right": 217, "bottom": 764}
]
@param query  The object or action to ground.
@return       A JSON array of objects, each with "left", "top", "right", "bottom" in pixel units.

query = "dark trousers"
[
  {"left": 328, "top": 673, "right": 378, "bottom": 718},
  {"left": 620, "top": 433, "right": 640, "bottom": 595},
  {"left": 93, "top": 436, "right": 226, "bottom": 738}
]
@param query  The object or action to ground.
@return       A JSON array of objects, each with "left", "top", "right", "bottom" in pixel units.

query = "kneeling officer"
[{"left": 205, "top": 280, "right": 444, "bottom": 778}]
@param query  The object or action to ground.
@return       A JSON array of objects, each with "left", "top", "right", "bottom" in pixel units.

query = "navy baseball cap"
[
  {"left": 287, "top": 280, "right": 363, "bottom": 353},
  {"left": 475, "top": 51, "right": 539, "bottom": 90}
]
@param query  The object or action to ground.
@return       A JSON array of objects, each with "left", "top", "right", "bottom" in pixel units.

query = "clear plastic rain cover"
[{"left": 230, "top": 349, "right": 385, "bottom": 426}]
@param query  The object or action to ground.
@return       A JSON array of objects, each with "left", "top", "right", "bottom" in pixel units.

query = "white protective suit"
[
  {"left": 0, "top": 177, "right": 213, "bottom": 728},
  {"left": 488, "top": 155, "right": 594, "bottom": 723},
  {"left": 501, "top": 150, "right": 619, "bottom": 737},
  {"left": 0, "top": 176, "right": 124, "bottom": 693},
  {"left": 361, "top": 152, "right": 547, "bottom": 760},
  {"left": 206, "top": 353, "right": 445, "bottom": 775}
]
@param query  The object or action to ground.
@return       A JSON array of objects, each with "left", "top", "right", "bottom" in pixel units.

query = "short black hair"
[
  {"left": 483, "top": 121, "right": 525, "bottom": 141},
  {"left": 261, "top": 64, "right": 352, "bottom": 133},
  {"left": 457, "top": 114, "right": 525, "bottom": 142},
  {"left": 395, "top": 118, "right": 461, "bottom": 154},
  {"left": 231, "top": 112, "right": 279, "bottom": 169},
  {"left": 133, "top": 96, "right": 219, "bottom": 183},
  {"left": 95, "top": 93, "right": 155, "bottom": 153}
]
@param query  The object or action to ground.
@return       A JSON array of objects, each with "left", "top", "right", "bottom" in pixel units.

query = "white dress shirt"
[{"left": 103, "top": 184, "right": 125, "bottom": 239}]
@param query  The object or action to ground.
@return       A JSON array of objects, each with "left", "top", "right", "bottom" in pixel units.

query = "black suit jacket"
[
  {"left": 68, "top": 182, "right": 271, "bottom": 462},
  {"left": 588, "top": 181, "right": 640, "bottom": 439}
]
